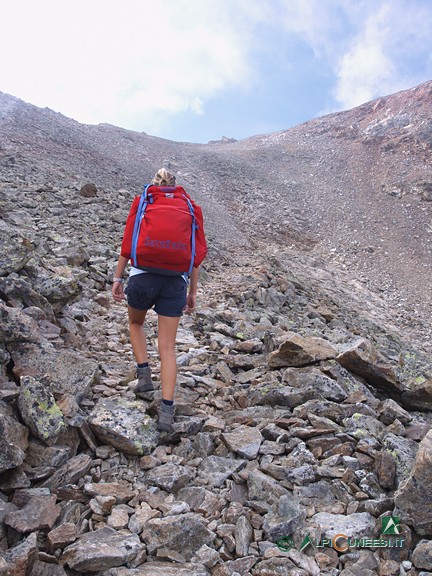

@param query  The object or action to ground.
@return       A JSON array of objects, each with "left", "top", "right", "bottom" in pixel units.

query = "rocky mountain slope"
[
  {"left": 1, "top": 81, "right": 431, "bottom": 348},
  {"left": 0, "top": 82, "right": 431, "bottom": 575}
]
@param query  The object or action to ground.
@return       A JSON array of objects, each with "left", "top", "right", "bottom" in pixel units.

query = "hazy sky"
[{"left": 1, "top": 0, "right": 431, "bottom": 143}]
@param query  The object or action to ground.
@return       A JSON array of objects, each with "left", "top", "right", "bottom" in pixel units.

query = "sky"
[{"left": 1, "top": 0, "right": 431, "bottom": 144}]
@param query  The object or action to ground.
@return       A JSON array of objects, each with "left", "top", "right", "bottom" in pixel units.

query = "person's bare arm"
[
  {"left": 111, "top": 255, "right": 128, "bottom": 303},
  {"left": 184, "top": 266, "right": 199, "bottom": 314}
]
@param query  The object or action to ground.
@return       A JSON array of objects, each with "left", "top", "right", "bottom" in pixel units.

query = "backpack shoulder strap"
[
  {"left": 181, "top": 193, "right": 197, "bottom": 275},
  {"left": 131, "top": 184, "right": 152, "bottom": 266}
]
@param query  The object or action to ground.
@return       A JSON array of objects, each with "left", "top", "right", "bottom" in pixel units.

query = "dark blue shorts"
[{"left": 125, "top": 273, "right": 187, "bottom": 317}]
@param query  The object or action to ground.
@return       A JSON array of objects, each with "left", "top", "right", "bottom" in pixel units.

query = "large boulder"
[
  {"left": 268, "top": 334, "right": 337, "bottom": 368},
  {"left": 18, "top": 375, "right": 66, "bottom": 444},
  {"left": 0, "top": 274, "right": 54, "bottom": 320},
  {"left": 107, "top": 563, "right": 210, "bottom": 576},
  {"left": 61, "top": 526, "right": 142, "bottom": 572},
  {"left": 0, "top": 400, "right": 29, "bottom": 473},
  {"left": 0, "top": 223, "right": 33, "bottom": 276},
  {"left": 0, "top": 532, "right": 38, "bottom": 576},
  {"left": 31, "top": 266, "right": 80, "bottom": 305},
  {"left": 336, "top": 338, "right": 400, "bottom": 394},
  {"left": 401, "top": 377, "right": 432, "bottom": 411},
  {"left": 221, "top": 425, "right": 263, "bottom": 459},
  {"left": 312, "top": 511, "right": 376, "bottom": 539},
  {"left": 141, "top": 513, "right": 215, "bottom": 560},
  {"left": 11, "top": 342, "right": 98, "bottom": 402},
  {"left": 197, "top": 456, "right": 247, "bottom": 488},
  {"left": 0, "top": 303, "right": 41, "bottom": 344},
  {"left": 262, "top": 495, "right": 306, "bottom": 542},
  {"left": 4, "top": 494, "right": 61, "bottom": 533},
  {"left": 395, "top": 429, "right": 432, "bottom": 535},
  {"left": 88, "top": 397, "right": 159, "bottom": 456}
]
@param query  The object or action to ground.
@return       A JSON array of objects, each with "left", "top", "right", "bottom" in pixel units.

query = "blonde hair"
[{"left": 152, "top": 168, "right": 176, "bottom": 187}]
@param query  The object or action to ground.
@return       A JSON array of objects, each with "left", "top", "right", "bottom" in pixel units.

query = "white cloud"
[
  {"left": 1, "top": 0, "right": 431, "bottom": 139},
  {"left": 274, "top": 0, "right": 432, "bottom": 113},
  {"left": 0, "top": 0, "right": 262, "bottom": 132},
  {"left": 333, "top": 0, "right": 432, "bottom": 110},
  {"left": 334, "top": 5, "right": 395, "bottom": 109}
]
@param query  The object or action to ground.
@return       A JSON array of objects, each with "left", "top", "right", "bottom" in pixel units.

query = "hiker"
[{"left": 112, "top": 168, "right": 207, "bottom": 432}]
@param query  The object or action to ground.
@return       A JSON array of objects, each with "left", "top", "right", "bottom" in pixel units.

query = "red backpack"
[{"left": 121, "top": 185, "right": 207, "bottom": 275}]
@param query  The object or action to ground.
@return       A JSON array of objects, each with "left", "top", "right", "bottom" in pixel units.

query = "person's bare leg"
[
  {"left": 128, "top": 306, "right": 154, "bottom": 395},
  {"left": 128, "top": 307, "right": 148, "bottom": 364},
  {"left": 157, "top": 315, "right": 181, "bottom": 401}
]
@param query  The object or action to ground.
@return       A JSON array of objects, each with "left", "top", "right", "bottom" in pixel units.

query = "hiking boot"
[
  {"left": 135, "top": 365, "right": 154, "bottom": 399},
  {"left": 158, "top": 401, "right": 175, "bottom": 432}
]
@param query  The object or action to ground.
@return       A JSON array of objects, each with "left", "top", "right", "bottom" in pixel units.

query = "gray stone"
[
  {"left": 0, "top": 302, "right": 40, "bottom": 343},
  {"left": 336, "top": 338, "right": 401, "bottom": 394},
  {"left": 312, "top": 511, "right": 376, "bottom": 539},
  {"left": 177, "top": 486, "right": 223, "bottom": 517},
  {"left": 293, "top": 399, "right": 353, "bottom": 423},
  {"left": 342, "top": 413, "right": 386, "bottom": 441},
  {"left": 412, "top": 540, "right": 432, "bottom": 571},
  {"left": 0, "top": 275, "right": 54, "bottom": 320},
  {"left": 283, "top": 367, "right": 347, "bottom": 402},
  {"left": 382, "top": 432, "right": 418, "bottom": 485},
  {"left": 146, "top": 463, "right": 194, "bottom": 492},
  {"left": 235, "top": 515, "right": 253, "bottom": 557},
  {"left": 191, "top": 544, "right": 220, "bottom": 568},
  {"left": 84, "top": 482, "right": 137, "bottom": 504},
  {"left": 250, "top": 384, "right": 318, "bottom": 408},
  {"left": 0, "top": 401, "right": 29, "bottom": 473},
  {"left": 212, "top": 556, "right": 258, "bottom": 576},
  {"left": 11, "top": 487, "right": 51, "bottom": 507},
  {"left": 377, "top": 398, "right": 412, "bottom": 425},
  {"left": 285, "top": 464, "right": 317, "bottom": 485},
  {"left": 294, "top": 480, "right": 338, "bottom": 507},
  {"left": 103, "top": 562, "right": 210, "bottom": 575},
  {"left": 0, "top": 225, "right": 32, "bottom": 276},
  {"left": 252, "top": 557, "right": 298, "bottom": 575},
  {"left": 395, "top": 429, "right": 432, "bottom": 535},
  {"left": 193, "top": 433, "right": 215, "bottom": 457},
  {"left": 0, "top": 466, "right": 31, "bottom": 492},
  {"left": 24, "top": 439, "right": 71, "bottom": 470},
  {"left": 28, "top": 560, "right": 69, "bottom": 575},
  {"left": 89, "top": 397, "right": 159, "bottom": 456},
  {"left": 401, "top": 377, "right": 432, "bottom": 411},
  {"left": 31, "top": 267, "right": 80, "bottom": 305},
  {"left": 268, "top": 333, "right": 337, "bottom": 368},
  {"left": 4, "top": 494, "right": 61, "bottom": 533},
  {"left": 12, "top": 343, "right": 98, "bottom": 402},
  {"left": 165, "top": 416, "right": 205, "bottom": 441},
  {"left": 18, "top": 375, "right": 66, "bottom": 444},
  {"left": 198, "top": 456, "right": 247, "bottom": 488},
  {"left": 247, "top": 469, "right": 289, "bottom": 503},
  {"left": 40, "top": 453, "right": 93, "bottom": 492},
  {"left": 221, "top": 425, "right": 263, "bottom": 459},
  {"left": 61, "top": 526, "right": 143, "bottom": 571},
  {"left": 0, "top": 532, "right": 37, "bottom": 575},
  {"left": 141, "top": 513, "right": 215, "bottom": 560},
  {"left": 262, "top": 495, "right": 307, "bottom": 542}
]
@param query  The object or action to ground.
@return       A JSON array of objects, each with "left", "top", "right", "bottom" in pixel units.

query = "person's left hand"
[
  {"left": 184, "top": 291, "right": 196, "bottom": 314},
  {"left": 112, "top": 282, "right": 125, "bottom": 303}
]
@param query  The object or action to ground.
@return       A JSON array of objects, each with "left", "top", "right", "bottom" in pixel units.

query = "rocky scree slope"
[
  {"left": 1, "top": 81, "right": 431, "bottom": 345},
  {"left": 0, "top": 84, "right": 432, "bottom": 575}
]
